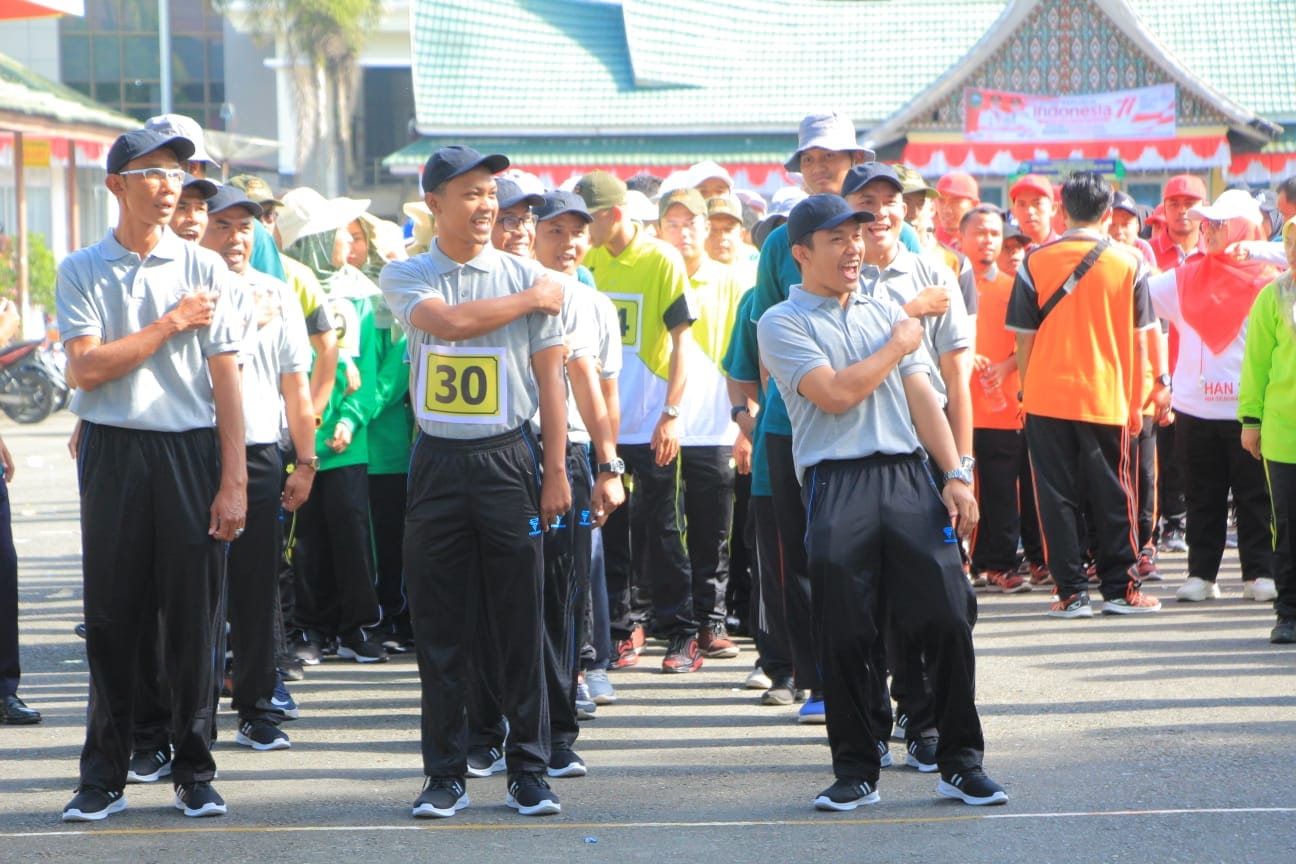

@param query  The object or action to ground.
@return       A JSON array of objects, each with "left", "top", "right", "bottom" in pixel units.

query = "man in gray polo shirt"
[
  {"left": 379, "top": 145, "right": 571, "bottom": 820},
  {"left": 757, "top": 194, "right": 1005, "bottom": 811},
  {"left": 57, "top": 128, "right": 247, "bottom": 822},
  {"left": 200, "top": 184, "right": 317, "bottom": 751}
]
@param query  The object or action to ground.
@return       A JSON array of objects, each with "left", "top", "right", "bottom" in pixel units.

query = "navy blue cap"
[
  {"left": 840, "top": 163, "right": 904, "bottom": 198},
  {"left": 206, "top": 184, "right": 264, "bottom": 219},
  {"left": 181, "top": 174, "right": 218, "bottom": 200},
  {"left": 496, "top": 177, "right": 544, "bottom": 211},
  {"left": 786, "top": 194, "right": 875, "bottom": 247},
  {"left": 535, "top": 190, "right": 593, "bottom": 224},
  {"left": 1002, "top": 216, "right": 1032, "bottom": 246},
  {"left": 421, "top": 145, "right": 509, "bottom": 193},
  {"left": 107, "top": 128, "right": 195, "bottom": 175},
  {"left": 1111, "top": 191, "right": 1140, "bottom": 219}
]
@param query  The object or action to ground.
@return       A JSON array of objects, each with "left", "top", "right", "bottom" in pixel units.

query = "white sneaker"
[
  {"left": 1176, "top": 577, "right": 1221, "bottom": 602},
  {"left": 1242, "top": 577, "right": 1279, "bottom": 602},
  {"left": 744, "top": 666, "right": 773, "bottom": 691}
]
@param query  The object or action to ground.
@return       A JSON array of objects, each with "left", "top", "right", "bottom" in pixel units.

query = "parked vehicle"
[{"left": 0, "top": 339, "right": 59, "bottom": 423}]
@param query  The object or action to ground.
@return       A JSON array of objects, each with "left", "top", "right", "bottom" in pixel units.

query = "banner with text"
[{"left": 963, "top": 84, "right": 1176, "bottom": 143}]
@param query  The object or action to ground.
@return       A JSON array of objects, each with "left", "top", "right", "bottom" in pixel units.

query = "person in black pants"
[
  {"left": 1, "top": 432, "right": 40, "bottom": 726},
  {"left": 758, "top": 194, "right": 1005, "bottom": 810}
]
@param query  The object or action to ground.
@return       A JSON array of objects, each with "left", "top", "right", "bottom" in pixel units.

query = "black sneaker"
[
  {"left": 174, "top": 781, "right": 228, "bottom": 817},
  {"left": 892, "top": 713, "right": 908, "bottom": 742},
  {"left": 62, "top": 787, "right": 126, "bottom": 822},
  {"left": 937, "top": 767, "right": 1008, "bottom": 806},
  {"left": 506, "top": 773, "right": 561, "bottom": 816},
  {"left": 337, "top": 629, "right": 388, "bottom": 663},
  {"left": 279, "top": 657, "right": 306, "bottom": 682},
  {"left": 466, "top": 744, "right": 506, "bottom": 778},
  {"left": 762, "top": 678, "right": 797, "bottom": 706},
  {"left": 546, "top": 745, "right": 587, "bottom": 778},
  {"left": 1272, "top": 617, "right": 1296, "bottom": 644},
  {"left": 126, "top": 748, "right": 172, "bottom": 783},
  {"left": 235, "top": 719, "right": 291, "bottom": 751},
  {"left": 813, "top": 777, "right": 879, "bottom": 811},
  {"left": 906, "top": 735, "right": 939, "bottom": 773},
  {"left": 412, "top": 776, "right": 468, "bottom": 818},
  {"left": 661, "top": 633, "right": 704, "bottom": 673},
  {"left": 876, "top": 739, "right": 894, "bottom": 768},
  {"left": 290, "top": 629, "right": 324, "bottom": 665}
]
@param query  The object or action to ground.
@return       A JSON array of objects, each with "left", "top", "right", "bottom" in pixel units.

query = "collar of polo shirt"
[{"left": 104, "top": 225, "right": 186, "bottom": 262}]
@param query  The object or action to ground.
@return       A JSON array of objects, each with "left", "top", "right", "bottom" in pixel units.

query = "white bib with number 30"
[{"left": 415, "top": 344, "right": 507, "bottom": 424}]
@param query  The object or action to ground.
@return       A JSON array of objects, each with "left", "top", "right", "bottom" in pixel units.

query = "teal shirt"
[
  {"left": 250, "top": 220, "right": 287, "bottom": 281},
  {"left": 722, "top": 290, "right": 770, "bottom": 496}
]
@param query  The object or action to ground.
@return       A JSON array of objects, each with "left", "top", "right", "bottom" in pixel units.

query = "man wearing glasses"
[{"left": 57, "top": 129, "right": 247, "bottom": 822}]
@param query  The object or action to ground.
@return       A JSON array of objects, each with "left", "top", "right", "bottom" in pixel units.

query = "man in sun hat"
[{"left": 381, "top": 145, "right": 573, "bottom": 820}]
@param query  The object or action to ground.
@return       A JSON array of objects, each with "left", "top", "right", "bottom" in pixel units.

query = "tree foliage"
[{"left": 0, "top": 234, "right": 56, "bottom": 313}]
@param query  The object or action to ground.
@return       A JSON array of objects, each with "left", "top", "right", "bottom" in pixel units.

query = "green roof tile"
[{"left": 0, "top": 50, "right": 138, "bottom": 134}]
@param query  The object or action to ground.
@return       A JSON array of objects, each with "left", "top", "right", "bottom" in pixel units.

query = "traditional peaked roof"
[
  {"left": 867, "top": 0, "right": 1282, "bottom": 149},
  {"left": 0, "top": 50, "right": 136, "bottom": 142}
]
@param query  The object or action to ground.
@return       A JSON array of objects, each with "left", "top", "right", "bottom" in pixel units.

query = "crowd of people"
[{"left": 2, "top": 107, "right": 1293, "bottom": 823}]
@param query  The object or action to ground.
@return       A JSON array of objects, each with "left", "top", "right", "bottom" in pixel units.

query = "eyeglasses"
[
  {"left": 500, "top": 214, "right": 535, "bottom": 231},
  {"left": 117, "top": 167, "right": 186, "bottom": 185}
]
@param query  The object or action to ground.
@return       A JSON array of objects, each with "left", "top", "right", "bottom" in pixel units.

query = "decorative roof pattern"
[{"left": 0, "top": 50, "right": 137, "bottom": 136}]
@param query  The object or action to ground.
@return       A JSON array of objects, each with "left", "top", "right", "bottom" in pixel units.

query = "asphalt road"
[{"left": 1, "top": 411, "right": 1293, "bottom": 863}]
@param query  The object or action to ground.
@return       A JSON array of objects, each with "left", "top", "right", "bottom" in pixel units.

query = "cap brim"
[
  {"left": 181, "top": 174, "right": 218, "bottom": 199},
  {"left": 500, "top": 192, "right": 545, "bottom": 210},
  {"left": 538, "top": 207, "right": 593, "bottom": 224},
  {"left": 140, "top": 135, "right": 197, "bottom": 168},
  {"left": 784, "top": 146, "right": 874, "bottom": 173}
]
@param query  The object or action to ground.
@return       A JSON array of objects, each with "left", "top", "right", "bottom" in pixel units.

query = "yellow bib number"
[
  {"left": 419, "top": 347, "right": 504, "bottom": 422},
  {"left": 606, "top": 294, "right": 642, "bottom": 351}
]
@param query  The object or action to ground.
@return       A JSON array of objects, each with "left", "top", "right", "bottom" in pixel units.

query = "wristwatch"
[
  {"left": 1156, "top": 374, "right": 1172, "bottom": 388},
  {"left": 662, "top": 405, "right": 681, "bottom": 418},
  {"left": 297, "top": 456, "right": 320, "bottom": 471},
  {"left": 596, "top": 458, "right": 626, "bottom": 476},
  {"left": 730, "top": 405, "right": 749, "bottom": 421},
  {"left": 960, "top": 455, "right": 976, "bottom": 472},
  {"left": 943, "top": 466, "right": 974, "bottom": 487}
]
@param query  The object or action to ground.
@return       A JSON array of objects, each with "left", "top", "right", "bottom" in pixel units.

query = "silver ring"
[{"left": 234, "top": 528, "right": 244, "bottom": 538}]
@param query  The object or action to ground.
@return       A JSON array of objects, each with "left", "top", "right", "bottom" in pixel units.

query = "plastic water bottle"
[{"left": 980, "top": 371, "right": 1009, "bottom": 413}]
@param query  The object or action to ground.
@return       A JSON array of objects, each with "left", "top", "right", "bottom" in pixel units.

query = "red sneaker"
[
  {"left": 1102, "top": 581, "right": 1162, "bottom": 615},
  {"left": 985, "top": 569, "right": 1032, "bottom": 594},
  {"left": 1137, "top": 549, "right": 1161, "bottom": 582},
  {"left": 698, "top": 621, "right": 740, "bottom": 658},
  {"left": 661, "top": 634, "right": 704, "bottom": 673},
  {"left": 1027, "top": 562, "right": 1053, "bottom": 586},
  {"left": 610, "top": 636, "right": 639, "bottom": 669}
]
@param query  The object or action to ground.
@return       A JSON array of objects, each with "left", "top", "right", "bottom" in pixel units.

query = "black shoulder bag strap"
[{"left": 1038, "top": 236, "right": 1111, "bottom": 322}]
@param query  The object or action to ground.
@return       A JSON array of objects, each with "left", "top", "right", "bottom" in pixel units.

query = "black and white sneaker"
[
  {"left": 937, "top": 767, "right": 1008, "bottom": 806},
  {"left": 546, "top": 745, "right": 587, "bottom": 778},
  {"left": 906, "top": 735, "right": 939, "bottom": 773},
  {"left": 126, "top": 748, "right": 172, "bottom": 783},
  {"left": 412, "top": 776, "right": 468, "bottom": 818},
  {"left": 62, "top": 787, "right": 126, "bottom": 822},
  {"left": 175, "top": 781, "right": 227, "bottom": 817},
  {"left": 269, "top": 675, "right": 300, "bottom": 720},
  {"left": 466, "top": 744, "right": 506, "bottom": 778},
  {"left": 235, "top": 719, "right": 291, "bottom": 751},
  {"left": 876, "top": 739, "right": 894, "bottom": 768},
  {"left": 506, "top": 773, "right": 562, "bottom": 816},
  {"left": 891, "top": 712, "right": 908, "bottom": 742},
  {"left": 813, "top": 778, "right": 879, "bottom": 811},
  {"left": 337, "top": 629, "right": 387, "bottom": 663}
]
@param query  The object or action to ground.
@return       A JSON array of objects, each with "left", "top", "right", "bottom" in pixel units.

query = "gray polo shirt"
[
  {"left": 554, "top": 281, "right": 623, "bottom": 445},
  {"left": 757, "top": 286, "right": 933, "bottom": 482},
  {"left": 859, "top": 248, "right": 971, "bottom": 401},
  {"left": 240, "top": 269, "right": 313, "bottom": 445},
  {"left": 56, "top": 227, "right": 243, "bottom": 432},
  {"left": 379, "top": 241, "right": 567, "bottom": 440}
]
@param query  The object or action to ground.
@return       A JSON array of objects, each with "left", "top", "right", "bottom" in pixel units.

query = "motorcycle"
[{"left": 0, "top": 339, "right": 60, "bottom": 424}]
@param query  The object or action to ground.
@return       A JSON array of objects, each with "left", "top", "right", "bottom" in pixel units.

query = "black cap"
[
  {"left": 421, "top": 145, "right": 509, "bottom": 193},
  {"left": 1002, "top": 217, "right": 1032, "bottom": 246},
  {"left": 841, "top": 163, "right": 904, "bottom": 198},
  {"left": 107, "top": 128, "right": 195, "bottom": 175},
  {"left": 181, "top": 174, "right": 218, "bottom": 200},
  {"left": 787, "top": 194, "right": 875, "bottom": 247},
  {"left": 1112, "top": 191, "right": 1140, "bottom": 218},
  {"left": 496, "top": 177, "right": 544, "bottom": 211},
  {"left": 206, "top": 184, "right": 264, "bottom": 219},
  {"left": 535, "top": 190, "right": 592, "bottom": 224}
]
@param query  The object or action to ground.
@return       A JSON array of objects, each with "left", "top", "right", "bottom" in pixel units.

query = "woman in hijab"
[
  {"left": 1239, "top": 215, "right": 1296, "bottom": 643},
  {"left": 1148, "top": 189, "right": 1280, "bottom": 604},
  {"left": 276, "top": 187, "right": 388, "bottom": 665}
]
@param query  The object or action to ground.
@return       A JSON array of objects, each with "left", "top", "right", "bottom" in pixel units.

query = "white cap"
[
  {"left": 657, "top": 170, "right": 692, "bottom": 199},
  {"left": 687, "top": 160, "right": 734, "bottom": 190},
  {"left": 1188, "top": 188, "right": 1264, "bottom": 228},
  {"left": 768, "top": 186, "right": 808, "bottom": 218},
  {"left": 145, "top": 113, "right": 216, "bottom": 165},
  {"left": 623, "top": 190, "right": 659, "bottom": 224},
  {"left": 277, "top": 186, "right": 372, "bottom": 251}
]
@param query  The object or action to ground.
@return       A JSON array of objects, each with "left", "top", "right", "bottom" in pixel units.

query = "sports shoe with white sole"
[
  {"left": 1243, "top": 577, "right": 1279, "bottom": 602},
  {"left": 1176, "top": 576, "right": 1221, "bottom": 602},
  {"left": 413, "top": 776, "right": 468, "bottom": 818},
  {"left": 814, "top": 778, "right": 879, "bottom": 811},
  {"left": 906, "top": 735, "right": 939, "bottom": 772},
  {"left": 126, "top": 748, "right": 172, "bottom": 783},
  {"left": 62, "top": 787, "right": 126, "bottom": 822},
  {"left": 1103, "top": 581, "right": 1162, "bottom": 614},
  {"left": 175, "top": 781, "right": 227, "bottom": 817},
  {"left": 235, "top": 719, "right": 291, "bottom": 751},
  {"left": 546, "top": 745, "right": 587, "bottom": 778},
  {"left": 585, "top": 668, "right": 617, "bottom": 704},
  {"left": 466, "top": 744, "right": 506, "bottom": 778},
  {"left": 937, "top": 767, "right": 1008, "bottom": 806},
  {"left": 506, "top": 773, "right": 561, "bottom": 815}
]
